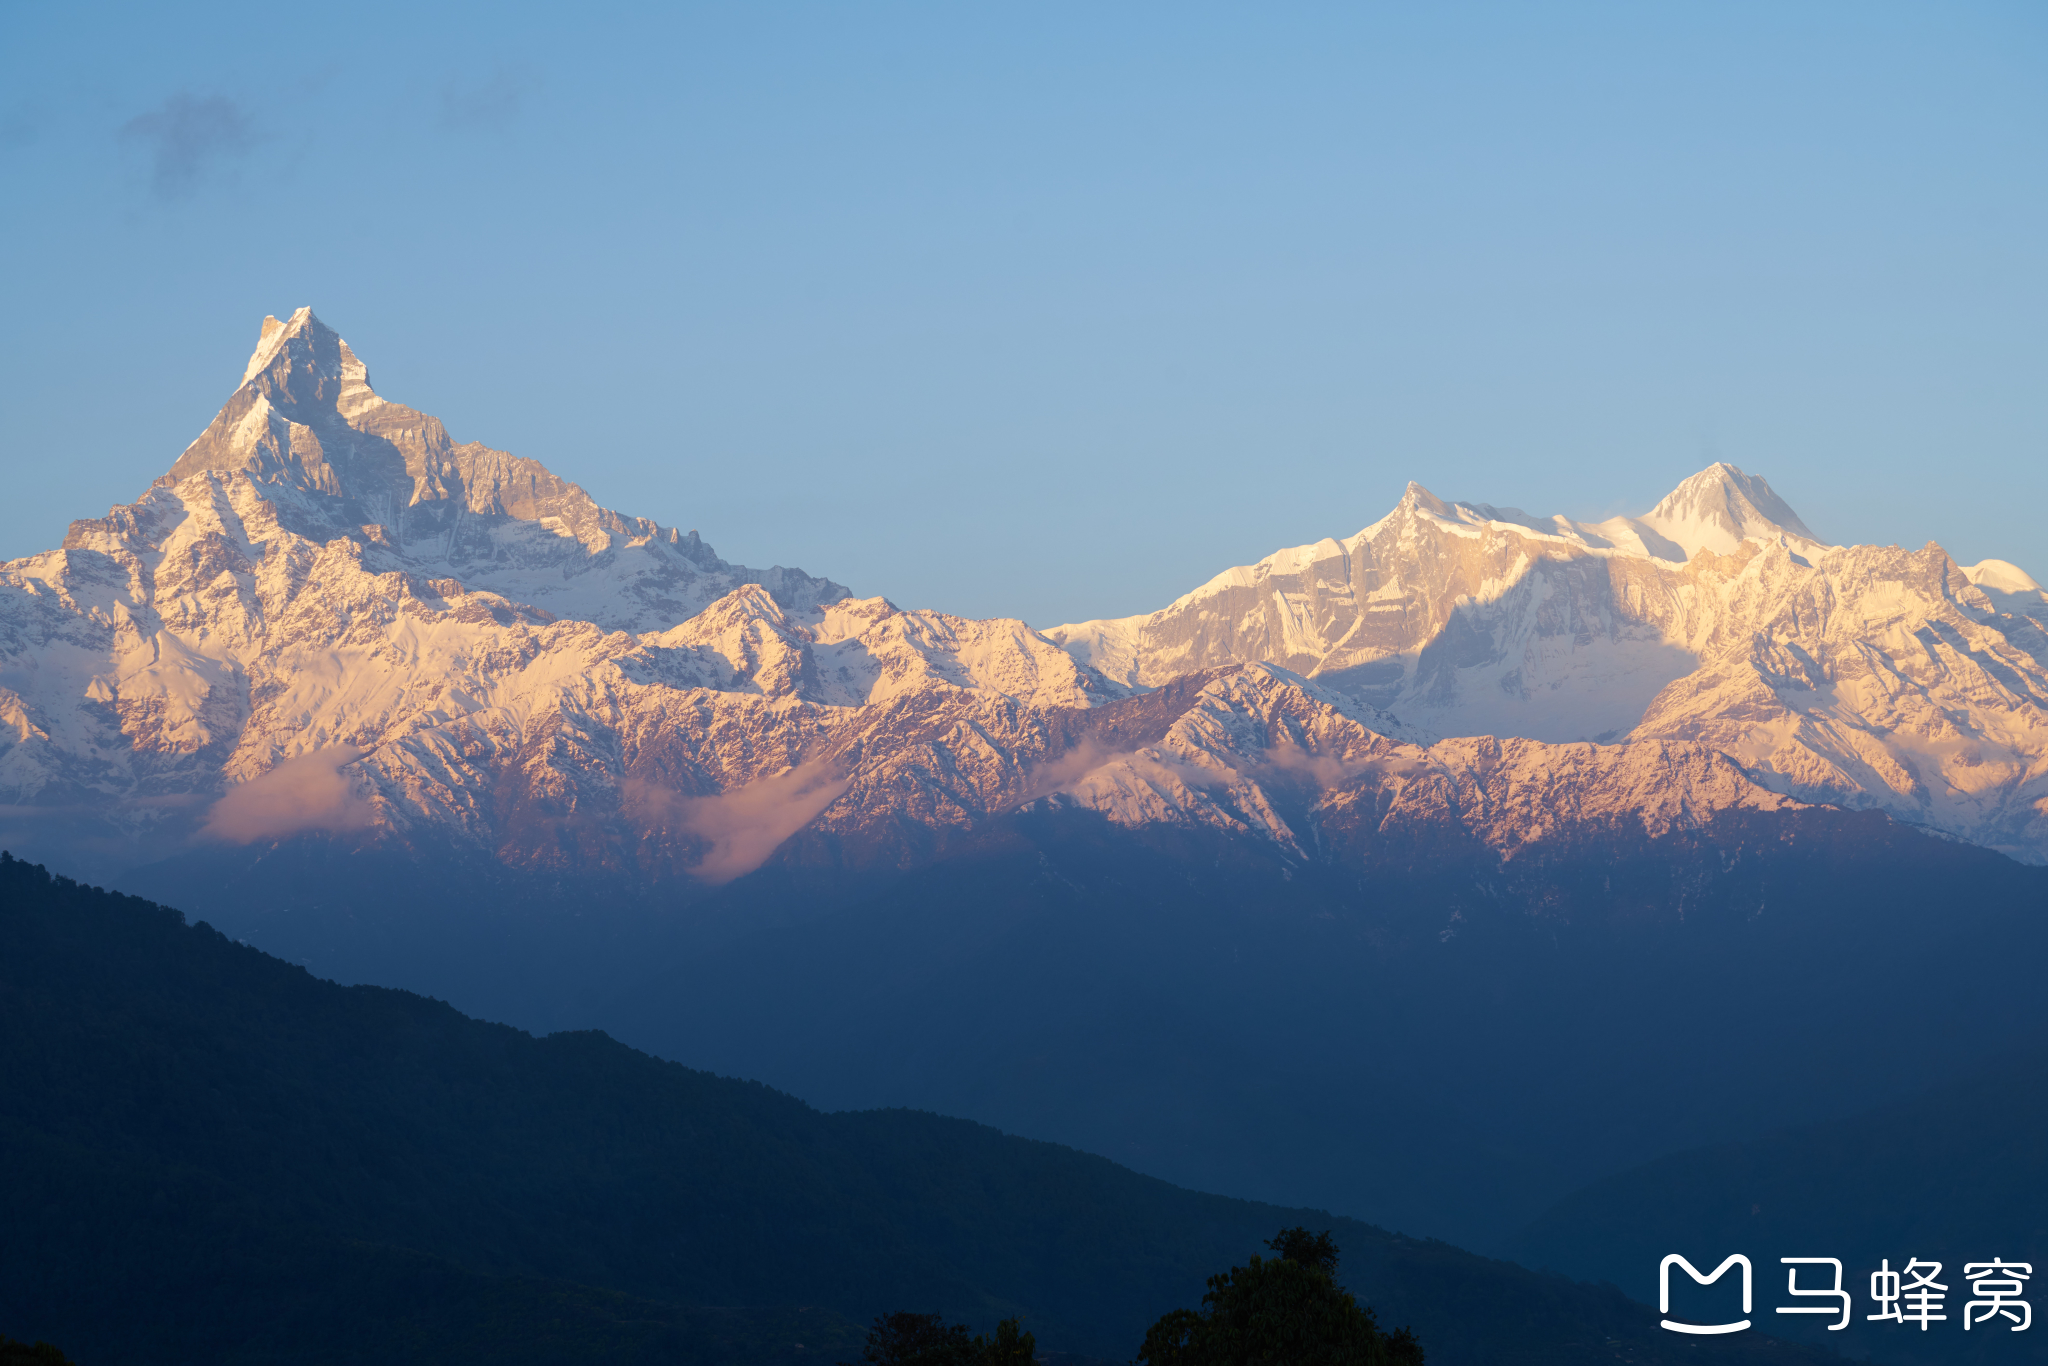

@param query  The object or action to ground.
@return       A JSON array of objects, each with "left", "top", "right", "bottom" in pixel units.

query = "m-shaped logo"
[{"left": 1661, "top": 1254, "right": 1753, "bottom": 1335}]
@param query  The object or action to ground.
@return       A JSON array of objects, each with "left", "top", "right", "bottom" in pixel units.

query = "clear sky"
[{"left": 2, "top": 2, "right": 2043, "bottom": 626}]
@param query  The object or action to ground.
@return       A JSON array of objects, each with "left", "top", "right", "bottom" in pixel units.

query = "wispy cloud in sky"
[
  {"left": 440, "top": 66, "right": 538, "bottom": 132},
  {"left": 119, "top": 93, "right": 256, "bottom": 199}
]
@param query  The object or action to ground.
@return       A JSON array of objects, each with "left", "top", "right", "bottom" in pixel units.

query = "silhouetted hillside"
[{"left": 4, "top": 852, "right": 1859, "bottom": 1364}]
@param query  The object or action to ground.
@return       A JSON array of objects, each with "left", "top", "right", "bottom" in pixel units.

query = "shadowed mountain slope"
[
  {"left": 584, "top": 799, "right": 2048, "bottom": 1254},
  {"left": 1, "top": 851, "right": 1860, "bottom": 1366},
  {"left": 114, "top": 783, "right": 2048, "bottom": 1257}
]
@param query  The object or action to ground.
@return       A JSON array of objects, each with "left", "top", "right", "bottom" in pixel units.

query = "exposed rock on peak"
[
  {"left": 73, "top": 308, "right": 849, "bottom": 632},
  {"left": 167, "top": 306, "right": 396, "bottom": 501},
  {"left": 242, "top": 310, "right": 294, "bottom": 384}
]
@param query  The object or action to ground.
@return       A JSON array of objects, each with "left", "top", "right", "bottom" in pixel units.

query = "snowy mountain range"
[
  {"left": 1050, "top": 470, "right": 2048, "bottom": 860},
  {"left": 4, "top": 307, "right": 2046, "bottom": 887}
]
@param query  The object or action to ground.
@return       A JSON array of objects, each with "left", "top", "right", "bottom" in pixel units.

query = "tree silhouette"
[
  {"left": 1137, "top": 1227, "right": 1423, "bottom": 1365},
  {"left": 1265, "top": 1227, "right": 1340, "bottom": 1273},
  {"left": 0, "top": 1340, "right": 75, "bottom": 1366},
  {"left": 845, "top": 1311, "right": 1035, "bottom": 1365}
]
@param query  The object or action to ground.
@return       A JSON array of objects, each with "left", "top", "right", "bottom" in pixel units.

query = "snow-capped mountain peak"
[
  {"left": 1433, "top": 462, "right": 1826, "bottom": 564},
  {"left": 1634, "top": 461, "right": 1821, "bottom": 559},
  {"left": 2, "top": 309, "right": 1143, "bottom": 884},
  {"left": 3, "top": 309, "right": 2045, "bottom": 892},
  {"left": 1047, "top": 466, "right": 2048, "bottom": 860},
  {"left": 1398, "top": 480, "right": 1457, "bottom": 519},
  {"left": 74, "top": 308, "right": 849, "bottom": 634},
  {"left": 1964, "top": 558, "right": 2048, "bottom": 625}
]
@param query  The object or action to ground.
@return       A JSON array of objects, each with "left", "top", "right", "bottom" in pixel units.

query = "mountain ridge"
[
  {"left": 3, "top": 306, "right": 2045, "bottom": 894},
  {"left": 1049, "top": 467, "right": 2048, "bottom": 861}
]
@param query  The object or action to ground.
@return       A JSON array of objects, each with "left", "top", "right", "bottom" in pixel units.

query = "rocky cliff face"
[{"left": 4, "top": 310, "right": 2045, "bottom": 888}]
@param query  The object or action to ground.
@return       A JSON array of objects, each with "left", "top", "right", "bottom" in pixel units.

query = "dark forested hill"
[
  {"left": 0, "top": 852, "right": 1855, "bottom": 1366},
  {"left": 135, "top": 798, "right": 2048, "bottom": 1257}
]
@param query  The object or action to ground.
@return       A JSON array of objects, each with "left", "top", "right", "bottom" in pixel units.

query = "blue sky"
[{"left": 2, "top": 2, "right": 2043, "bottom": 625}]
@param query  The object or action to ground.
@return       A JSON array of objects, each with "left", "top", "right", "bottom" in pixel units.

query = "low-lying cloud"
[
  {"left": 1009, "top": 738, "right": 1123, "bottom": 807},
  {"left": 201, "top": 747, "right": 374, "bottom": 844},
  {"left": 627, "top": 761, "right": 850, "bottom": 885},
  {"left": 1259, "top": 740, "right": 1378, "bottom": 788},
  {"left": 119, "top": 93, "right": 257, "bottom": 199}
]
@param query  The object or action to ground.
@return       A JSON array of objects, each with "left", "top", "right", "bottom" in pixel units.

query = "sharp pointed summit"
[
  {"left": 236, "top": 306, "right": 359, "bottom": 392},
  {"left": 85, "top": 308, "right": 851, "bottom": 631},
  {"left": 1396, "top": 480, "right": 1457, "bottom": 519},
  {"left": 167, "top": 307, "right": 390, "bottom": 499}
]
